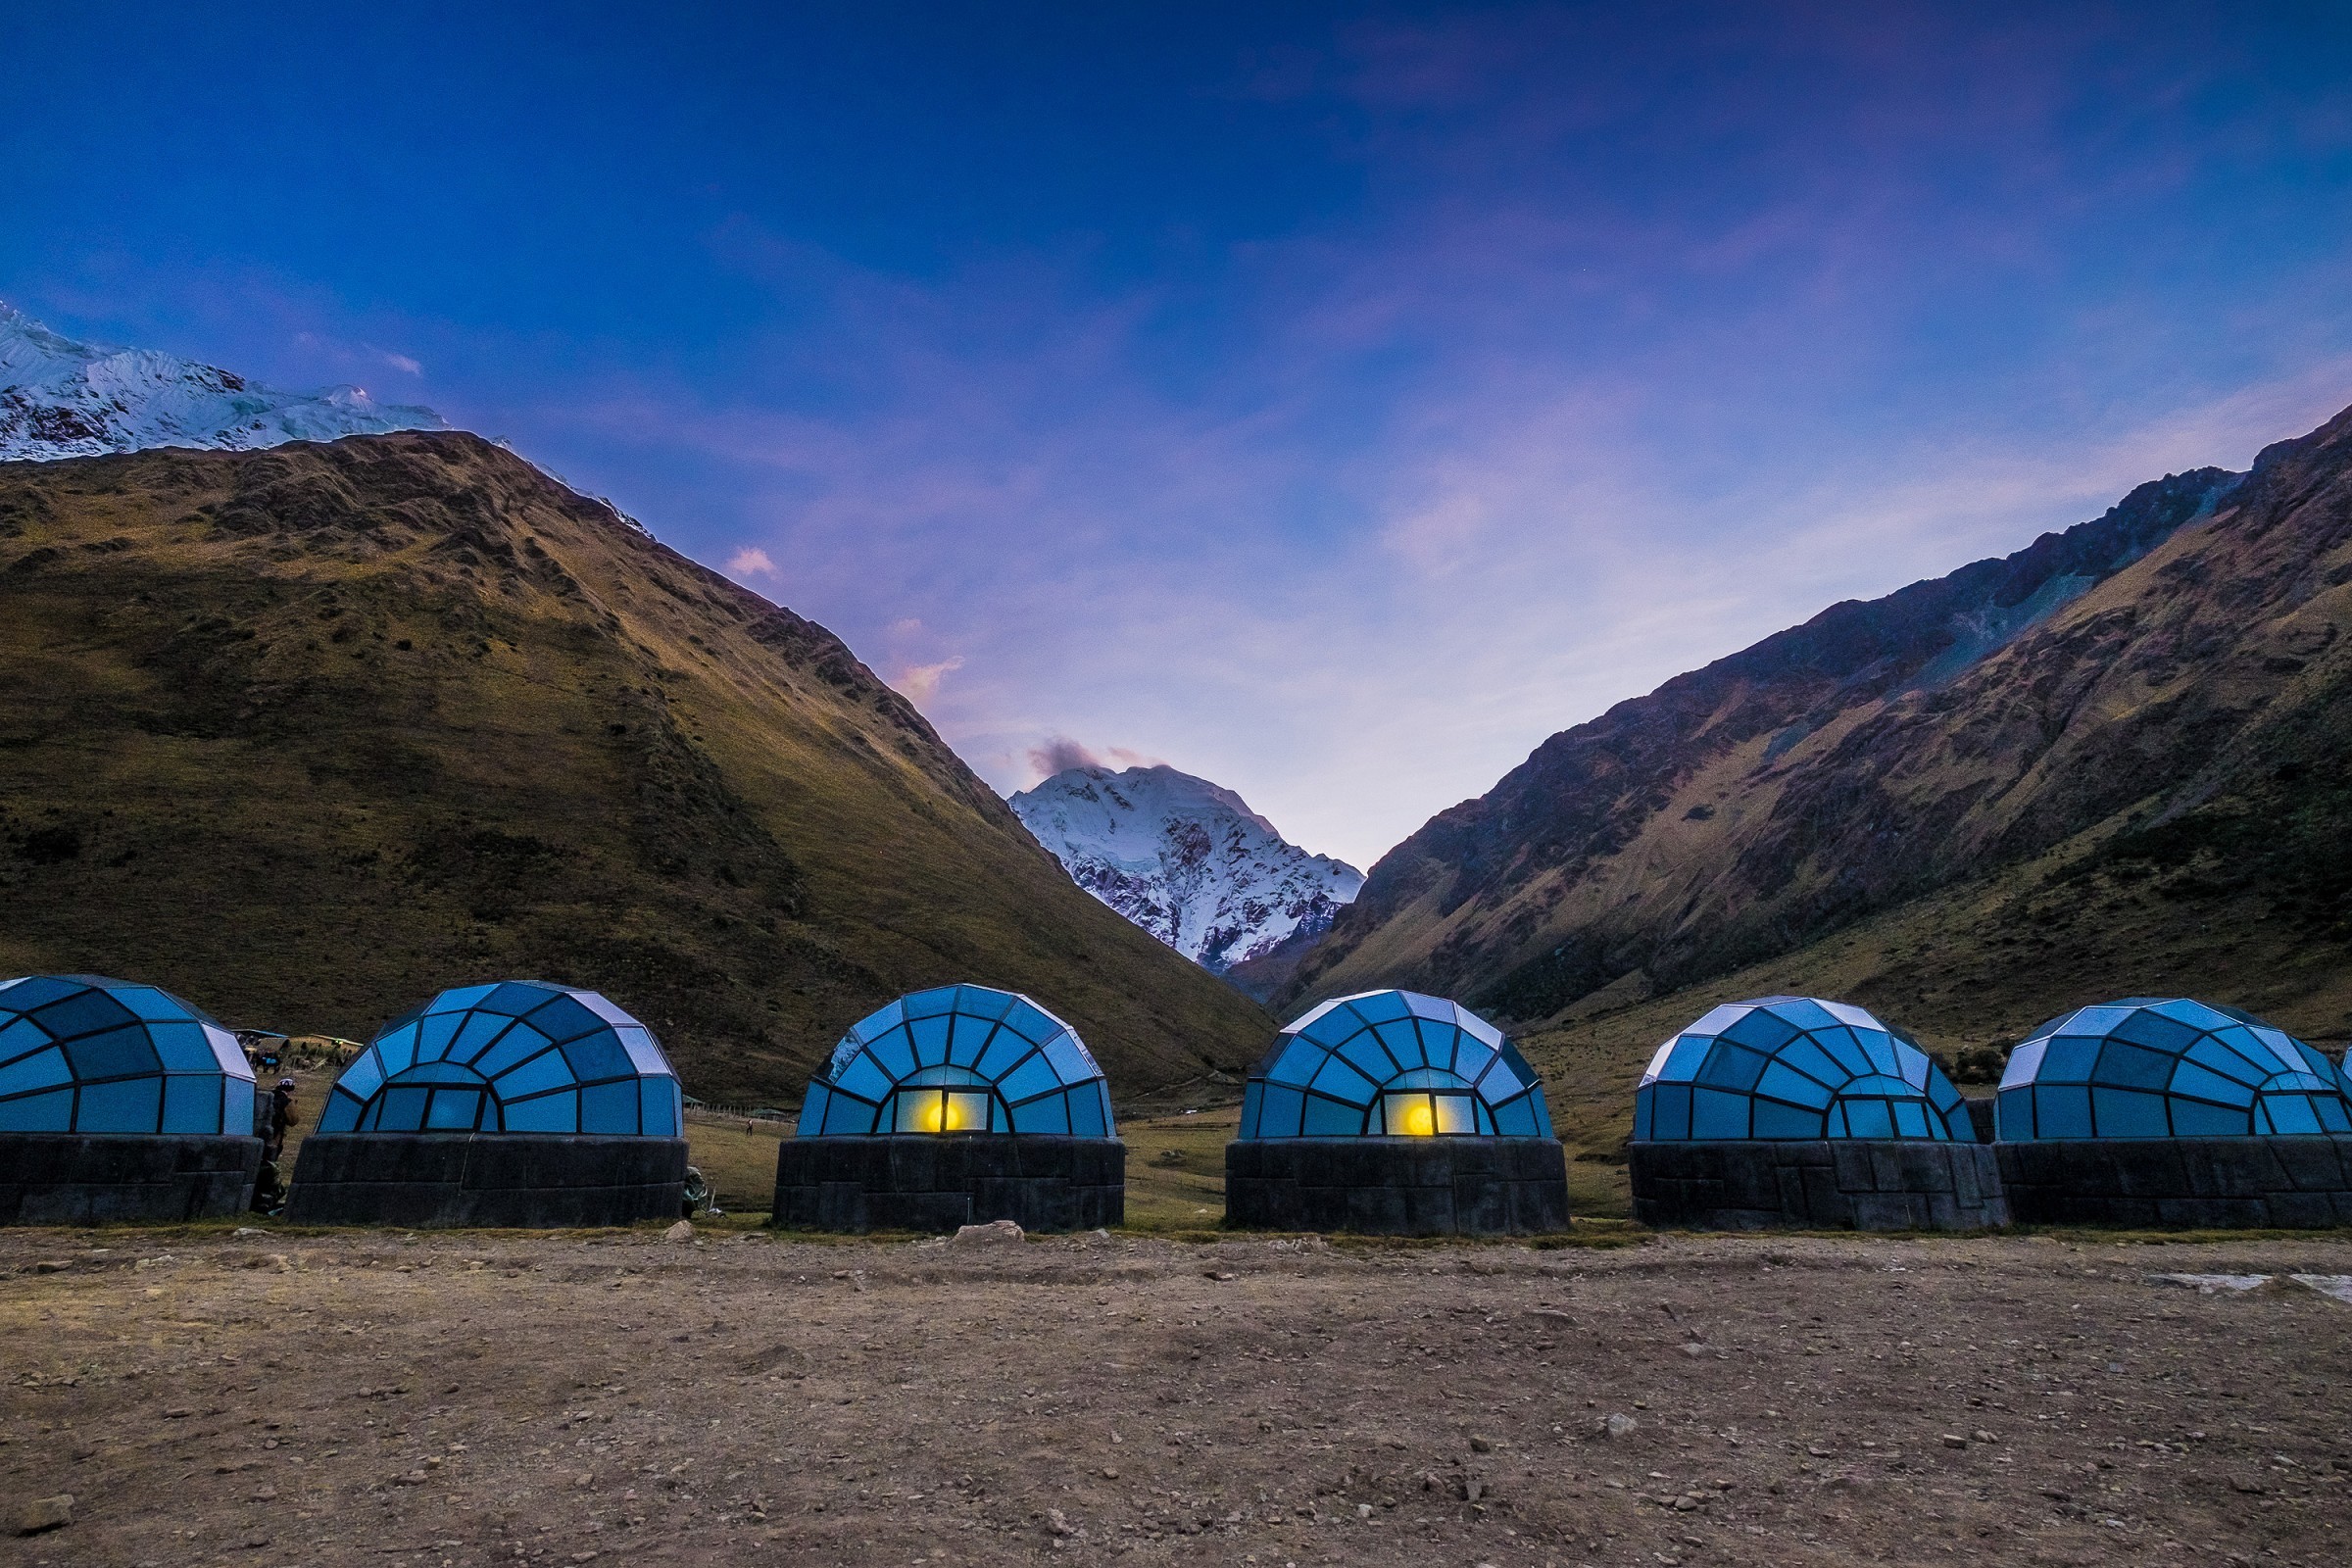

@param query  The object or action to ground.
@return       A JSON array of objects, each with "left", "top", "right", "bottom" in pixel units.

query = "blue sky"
[{"left": 9, "top": 3, "right": 2352, "bottom": 866}]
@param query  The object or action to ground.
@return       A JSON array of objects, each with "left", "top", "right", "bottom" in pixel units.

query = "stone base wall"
[
  {"left": 771, "top": 1136, "right": 1124, "bottom": 1233},
  {"left": 285, "top": 1134, "right": 687, "bottom": 1228},
  {"left": 1222, "top": 1137, "right": 1570, "bottom": 1236},
  {"left": 1630, "top": 1140, "right": 2009, "bottom": 1231},
  {"left": 0, "top": 1134, "right": 262, "bottom": 1224},
  {"left": 1996, "top": 1136, "right": 2352, "bottom": 1228}
]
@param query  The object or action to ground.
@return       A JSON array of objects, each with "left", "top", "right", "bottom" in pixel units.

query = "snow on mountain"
[
  {"left": 1009, "top": 763, "right": 1364, "bottom": 975},
  {"left": 0, "top": 301, "right": 449, "bottom": 462}
]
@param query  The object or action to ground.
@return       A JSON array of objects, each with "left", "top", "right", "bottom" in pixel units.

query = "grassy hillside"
[
  {"left": 0, "top": 433, "right": 1269, "bottom": 1102},
  {"left": 1285, "top": 405, "right": 2352, "bottom": 1075}
]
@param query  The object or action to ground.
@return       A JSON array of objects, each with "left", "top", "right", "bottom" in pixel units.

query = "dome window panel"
[
  {"left": 0, "top": 976, "right": 251, "bottom": 1138},
  {"left": 317, "top": 983, "right": 680, "bottom": 1139},
  {"left": 1994, "top": 998, "right": 2352, "bottom": 1142},
  {"left": 1637, "top": 997, "right": 1965, "bottom": 1144}
]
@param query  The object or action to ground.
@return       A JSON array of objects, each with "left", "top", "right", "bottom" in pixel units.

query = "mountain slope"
[
  {"left": 1009, "top": 764, "right": 1362, "bottom": 979},
  {"left": 0, "top": 433, "right": 1269, "bottom": 1100},
  {"left": 1286, "top": 403, "right": 2352, "bottom": 1043},
  {"left": 0, "top": 302, "right": 447, "bottom": 461}
]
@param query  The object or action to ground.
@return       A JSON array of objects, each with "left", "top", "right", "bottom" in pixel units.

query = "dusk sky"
[{"left": 10, "top": 3, "right": 2352, "bottom": 867}]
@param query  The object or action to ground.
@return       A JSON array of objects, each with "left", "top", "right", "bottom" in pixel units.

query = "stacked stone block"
[
  {"left": 285, "top": 1133, "right": 687, "bottom": 1228},
  {"left": 771, "top": 1135, "right": 1124, "bottom": 1233},
  {"left": 1630, "top": 1139, "right": 2008, "bottom": 1231},
  {"left": 0, "top": 1133, "right": 261, "bottom": 1223},
  {"left": 1222, "top": 1136, "right": 1571, "bottom": 1236},
  {"left": 1996, "top": 1136, "right": 2352, "bottom": 1227}
]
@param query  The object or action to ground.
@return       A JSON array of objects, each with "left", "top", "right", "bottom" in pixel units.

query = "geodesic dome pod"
[
  {"left": 0, "top": 974, "right": 255, "bottom": 1135},
  {"left": 1635, "top": 996, "right": 1972, "bottom": 1143},
  {"left": 1995, "top": 998, "right": 2352, "bottom": 1140},
  {"left": 1237, "top": 989, "right": 1554, "bottom": 1140},
  {"left": 797, "top": 985, "right": 1115, "bottom": 1139},
  {"left": 316, "top": 982, "right": 682, "bottom": 1137}
]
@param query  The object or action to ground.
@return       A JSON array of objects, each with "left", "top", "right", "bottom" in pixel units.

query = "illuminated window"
[
  {"left": 315, "top": 982, "right": 683, "bottom": 1137},
  {"left": 1996, "top": 997, "right": 2352, "bottom": 1140},
  {"left": 798, "top": 985, "right": 1116, "bottom": 1139},
  {"left": 0, "top": 974, "right": 254, "bottom": 1136},
  {"left": 1635, "top": 996, "right": 1972, "bottom": 1142},
  {"left": 1237, "top": 990, "right": 1555, "bottom": 1140}
]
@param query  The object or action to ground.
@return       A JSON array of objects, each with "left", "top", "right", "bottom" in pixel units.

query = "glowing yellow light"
[
  {"left": 1400, "top": 1100, "right": 1436, "bottom": 1137},
  {"left": 942, "top": 1093, "right": 980, "bottom": 1132},
  {"left": 915, "top": 1096, "right": 946, "bottom": 1133}
]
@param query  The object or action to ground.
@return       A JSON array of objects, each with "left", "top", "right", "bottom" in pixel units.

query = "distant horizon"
[{"left": 9, "top": 3, "right": 2352, "bottom": 868}]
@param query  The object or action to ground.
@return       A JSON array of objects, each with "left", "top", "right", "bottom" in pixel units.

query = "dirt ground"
[{"left": 5, "top": 1226, "right": 2351, "bottom": 1568}]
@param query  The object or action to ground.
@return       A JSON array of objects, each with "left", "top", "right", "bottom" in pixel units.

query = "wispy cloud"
[
  {"left": 724, "top": 546, "right": 777, "bottom": 578},
  {"left": 889, "top": 655, "right": 965, "bottom": 706}
]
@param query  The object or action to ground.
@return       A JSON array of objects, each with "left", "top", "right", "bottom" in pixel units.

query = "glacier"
[
  {"left": 1009, "top": 763, "right": 1363, "bottom": 975},
  {"left": 0, "top": 301, "right": 449, "bottom": 462}
]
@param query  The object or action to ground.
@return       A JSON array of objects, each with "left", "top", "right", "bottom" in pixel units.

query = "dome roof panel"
[
  {"left": 797, "top": 984, "right": 1114, "bottom": 1140},
  {"left": 0, "top": 975, "right": 254, "bottom": 1136},
  {"left": 1636, "top": 996, "right": 1971, "bottom": 1144},
  {"left": 1997, "top": 998, "right": 2352, "bottom": 1140},
  {"left": 319, "top": 982, "right": 680, "bottom": 1138},
  {"left": 1240, "top": 990, "right": 1555, "bottom": 1140}
]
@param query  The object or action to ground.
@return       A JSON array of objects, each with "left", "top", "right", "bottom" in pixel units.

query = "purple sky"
[{"left": 9, "top": 4, "right": 2352, "bottom": 865}]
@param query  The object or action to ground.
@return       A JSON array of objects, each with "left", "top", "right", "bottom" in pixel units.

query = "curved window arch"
[
  {"left": 0, "top": 974, "right": 255, "bottom": 1135},
  {"left": 317, "top": 982, "right": 682, "bottom": 1137},
  {"left": 798, "top": 984, "right": 1115, "bottom": 1138},
  {"left": 1636, "top": 996, "right": 1972, "bottom": 1142},
  {"left": 1997, "top": 998, "right": 2352, "bottom": 1140},
  {"left": 1238, "top": 989, "right": 1555, "bottom": 1139}
]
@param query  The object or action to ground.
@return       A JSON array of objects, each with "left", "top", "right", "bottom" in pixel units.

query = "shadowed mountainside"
[
  {"left": 1285, "top": 404, "right": 2352, "bottom": 1076},
  {"left": 0, "top": 432, "right": 1269, "bottom": 1102}
]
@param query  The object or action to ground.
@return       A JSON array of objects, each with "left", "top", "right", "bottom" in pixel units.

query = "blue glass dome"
[
  {"left": 798, "top": 985, "right": 1115, "bottom": 1138},
  {"left": 318, "top": 982, "right": 682, "bottom": 1137},
  {"left": 0, "top": 974, "right": 255, "bottom": 1135},
  {"left": 1996, "top": 998, "right": 2352, "bottom": 1140},
  {"left": 1636, "top": 996, "right": 1972, "bottom": 1142},
  {"left": 1238, "top": 989, "right": 1554, "bottom": 1139}
]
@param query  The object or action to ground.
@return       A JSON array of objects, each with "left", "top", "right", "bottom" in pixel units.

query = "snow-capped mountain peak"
[
  {"left": 1009, "top": 763, "right": 1363, "bottom": 976},
  {"left": 0, "top": 300, "right": 449, "bottom": 462}
]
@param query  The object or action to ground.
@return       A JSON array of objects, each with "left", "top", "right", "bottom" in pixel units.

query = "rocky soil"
[{"left": 5, "top": 1227, "right": 2350, "bottom": 1567}]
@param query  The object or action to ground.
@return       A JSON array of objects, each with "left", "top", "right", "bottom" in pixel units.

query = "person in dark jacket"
[{"left": 262, "top": 1077, "right": 298, "bottom": 1163}]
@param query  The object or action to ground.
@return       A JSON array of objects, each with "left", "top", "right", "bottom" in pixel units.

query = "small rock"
[
  {"left": 1099, "top": 1467, "right": 1119, "bottom": 1480},
  {"left": 1600, "top": 1413, "right": 1638, "bottom": 1440},
  {"left": 1940, "top": 1435, "right": 1968, "bottom": 1449},
  {"left": 395, "top": 1469, "right": 428, "bottom": 1486},
  {"left": 249, "top": 1485, "right": 278, "bottom": 1500},
  {"left": 1680, "top": 1343, "right": 1711, "bottom": 1358},
  {"left": 664, "top": 1220, "right": 694, "bottom": 1244},
  {"left": 1045, "top": 1507, "right": 1074, "bottom": 1537},
  {"left": 1204, "top": 1270, "right": 1237, "bottom": 1281},
  {"left": 952, "top": 1219, "right": 1025, "bottom": 1247},
  {"left": 13, "top": 1494, "right": 73, "bottom": 1535},
  {"left": 1973, "top": 1430, "right": 1999, "bottom": 1444},
  {"left": 1527, "top": 1307, "right": 1575, "bottom": 1324},
  {"left": 1469, "top": 1435, "right": 1496, "bottom": 1453},
  {"left": 32, "top": 1260, "right": 68, "bottom": 1274},
  {"left": 162, "top": 1406, "right": 193, "bottom": 1419},
  {"left": 573, "top": 1472, "right": 595, "bottom": 1489}
]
